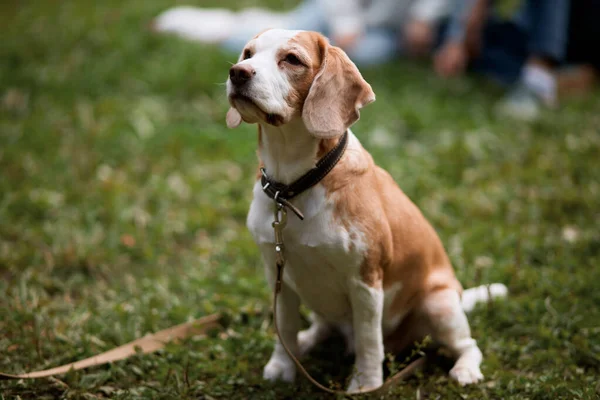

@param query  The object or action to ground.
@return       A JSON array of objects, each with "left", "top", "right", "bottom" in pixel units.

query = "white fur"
[
  {"left": 258, "top": 118, "right": 320, "bottom": 185},
  {"left": 263, "top": 273, "right": 301, "bottom": 383},
  {"left": 226, "top": 29, "right": 301, "bottom": 120},
  {"left": 347, "top": 280, "right": 384, "bottom": 392},
  {"left": 382, "top": 281, "right": 405, "bottom": 336}
]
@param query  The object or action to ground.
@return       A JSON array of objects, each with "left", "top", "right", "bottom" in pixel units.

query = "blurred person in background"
[
  {"left": 154, "top": 0, "right": 455, "bottom": 66},
  {"left": 434, "top": 0, "right": 600, "bottom": 121}
]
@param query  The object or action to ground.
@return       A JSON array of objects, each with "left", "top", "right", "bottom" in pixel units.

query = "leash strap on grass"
[
  {"left": 0, "top": 313, "right": 222, "bottom": 380},
  {"left": 273, "top": 260, "right": 426, "bottom": 395}
]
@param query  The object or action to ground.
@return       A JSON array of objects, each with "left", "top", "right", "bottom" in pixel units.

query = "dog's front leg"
[
  {"left": 347, "top": 278, "right": 384, "bottom": 393},
  {"left": 263, "top": 278, "right": 301, "bottom": 383}
]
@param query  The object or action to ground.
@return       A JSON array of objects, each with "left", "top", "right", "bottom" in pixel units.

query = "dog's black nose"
[{"left": 229, "top": 64, "right": 256, "bottom": 86}]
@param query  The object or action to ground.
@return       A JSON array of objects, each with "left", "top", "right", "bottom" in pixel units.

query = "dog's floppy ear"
[
  {"left": 302, "top": 40, "right": 375, "bottom": 139},
  {"left": 226, "top": 107, "right": 242, "bottom": 128}
]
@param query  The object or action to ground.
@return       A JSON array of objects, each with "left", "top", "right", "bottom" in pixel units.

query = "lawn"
[{"left": 1, "top": 0, "right": 599, "bottom": 399}]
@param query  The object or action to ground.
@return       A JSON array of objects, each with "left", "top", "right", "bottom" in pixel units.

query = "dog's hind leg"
[
  {"left": 297, "top": 312, "right": 333, "bottom": 357},
  {"left": 419, "top": 288, "right": 484, "bottom": 386}
]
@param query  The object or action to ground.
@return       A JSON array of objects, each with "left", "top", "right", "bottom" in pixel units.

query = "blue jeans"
[
  {"left": 222, "top": 0, "right": 399, "bottom": 66},
  {"left": 470, "top": 0, "right": 570, "bottom": 85}
]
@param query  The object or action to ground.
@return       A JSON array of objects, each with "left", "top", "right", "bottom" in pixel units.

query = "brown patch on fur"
[
  {"left": 282, "top": 32, "right": 327, "bottom": 114},
  {"left": 320, "top": 136, "right": 462, "bottom": 336},
  {"left": 301, "top": 40, "right": 375, "bottom": 138},
  {"left": 316, "top": 137, "right": 338, "bottom": 158}
]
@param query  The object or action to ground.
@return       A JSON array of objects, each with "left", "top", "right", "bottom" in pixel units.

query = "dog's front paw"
[
  {"left": 449, "top": 364, "right": 484, "bottom": 386},
  {"left": 263, "top": 356, "right": 296, "bottom": 383},
  {"left": 346, "top": 371, "right": 383, "bottom": 393}
]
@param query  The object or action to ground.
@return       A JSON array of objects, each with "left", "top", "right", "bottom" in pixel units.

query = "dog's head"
[{"left": 226, "top": 29, "right": 375, "bottom": 138}]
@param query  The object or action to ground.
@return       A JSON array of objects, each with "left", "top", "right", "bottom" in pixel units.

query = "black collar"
[{"left": 260, "top": 131, "right": 349, "bottom": 220}]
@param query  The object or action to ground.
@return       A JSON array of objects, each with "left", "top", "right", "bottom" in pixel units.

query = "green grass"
[{"left": 1, "top": 1, "right": 599, "bottom": 399}]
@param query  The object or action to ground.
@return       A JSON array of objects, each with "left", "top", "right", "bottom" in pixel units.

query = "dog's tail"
[{"left": 461, "top": 283, "right": 508, "bottom": 313}]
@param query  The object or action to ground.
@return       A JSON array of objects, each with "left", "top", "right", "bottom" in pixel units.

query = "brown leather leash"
[
  {"left": 271, "top": 204, "right": 426, "bottom": 395},
  {"left": 0, "top": 260, "right": 422, "bottom": 394},
  {"left": 0, "top": 313, "right": 222, "bottom": 380}
]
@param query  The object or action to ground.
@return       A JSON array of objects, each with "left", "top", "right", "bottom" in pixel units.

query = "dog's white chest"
[{"left": 247, "top": 182, "right": 366, "bottom": 323}]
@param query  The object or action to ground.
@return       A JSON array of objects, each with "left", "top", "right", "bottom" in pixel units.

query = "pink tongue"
[{"left": 226, "top": 107, "right": 242, "bottom": 128}]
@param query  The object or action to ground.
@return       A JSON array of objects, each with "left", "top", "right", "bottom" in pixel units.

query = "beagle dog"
[{"left": 225, "top": 29, "right": 507, "bottom": 393}]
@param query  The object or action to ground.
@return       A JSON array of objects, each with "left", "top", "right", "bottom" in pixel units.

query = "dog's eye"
[
  {"left": 284, "top": 54, "right": 302, "bottom": 66},
  {"left": 243, "top": 49, "right": 253, "bottom": 60}
]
